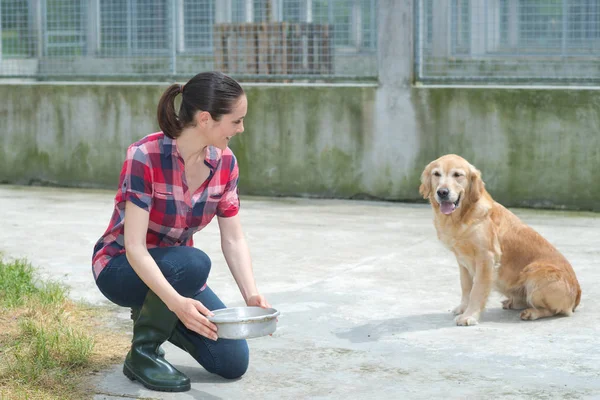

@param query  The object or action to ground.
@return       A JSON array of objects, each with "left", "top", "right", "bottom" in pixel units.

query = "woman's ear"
[
  {"left": 195, "top": 110, "right": 212, "bottom": 127},
  {"left": 468, "top": 167, "right": 484, "bottom": 203},
  {"left": 419, "top": 162, "right": 434, "bottom": 199}
]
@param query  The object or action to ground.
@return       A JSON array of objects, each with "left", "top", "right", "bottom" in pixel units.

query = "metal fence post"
[
  {"left": 39, "top": 0, "right": 46, "bottom": 57},
  {"left": 416, "top": 0, "right": 423, "bottom": 81},
  {"left": 562, "top": 0, "right": 568, "bottom": 57},
  {"left": 171, "top": 0, "right": 176, "bottom": 76},
  {"left": 87, "top": 0, "right": 100, "bottom": 57},
  {"left": 0, "top": 3, "right": 3, "bottom": 67}
]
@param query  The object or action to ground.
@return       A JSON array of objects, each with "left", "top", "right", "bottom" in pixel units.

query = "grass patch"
[{"left": 0, "top": 257, "right": 131, "bottom": 399}]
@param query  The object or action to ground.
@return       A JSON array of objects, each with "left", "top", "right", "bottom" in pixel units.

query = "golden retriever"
[{"left": 419, "top": 154, "right": 581, "bottom": 326}]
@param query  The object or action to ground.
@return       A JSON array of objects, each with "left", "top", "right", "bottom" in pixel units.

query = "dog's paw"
[
  {"left": 452, "top": 304, "right": 467, "bottom": 315},
  {"left": 520, "top": 308, "right": 539, "bottom": 321},
  {"left": 455, "top": 314, "right": 479, "bottom": 326},
  {"left": 501, "top": 299, "right": 513, "bottom": 309}
]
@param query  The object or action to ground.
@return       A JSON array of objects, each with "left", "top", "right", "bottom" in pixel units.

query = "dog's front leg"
[
  {"left": 455, "top": 257, "right": 493, "bottom": 326},
  {"left": 452, "top": 264, "right": 472, "bottom": 315}
]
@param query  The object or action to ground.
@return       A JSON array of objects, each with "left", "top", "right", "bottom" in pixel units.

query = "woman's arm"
[
  {"left": 217, "top": 214, "right": 270, "bottom": 308},
  {"left": 124, "top": 201, "right": 218, "bottom": 340}
]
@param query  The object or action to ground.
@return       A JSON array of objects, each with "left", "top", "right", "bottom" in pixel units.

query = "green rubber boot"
[
  {"left": 131, "top": 309, "right": 196, "bottom": 356},
  {"left": 123, "top": 291, "right": 190, "bottom": 392},
  {"left": 130, "top": 308, "right": 166, "bottom": 357},
  {"left": 132, "top": 300, "right": 205, "bottom": 362}
]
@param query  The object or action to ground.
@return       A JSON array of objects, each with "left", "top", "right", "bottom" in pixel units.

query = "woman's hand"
[
  {"left": 170, "top": 295, "right": 219, "bottom": 341},
  {"left": 246, "top": 294, "right": 271, "bottom": 309},
  {"left": 247, "top": 295, "right": 276, "bottom": 336}
]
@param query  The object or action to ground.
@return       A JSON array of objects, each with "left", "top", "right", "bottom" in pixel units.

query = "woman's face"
[{"left": 207, "top": 95, "right": 247, "bottom": 150}]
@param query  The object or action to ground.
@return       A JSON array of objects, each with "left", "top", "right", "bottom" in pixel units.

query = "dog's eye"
[
  {"left": 453, "top": 172, "right": 463, "bottom": 178},
  {"left": 433, "top": 171, "right": 441, "bottom": 177}
]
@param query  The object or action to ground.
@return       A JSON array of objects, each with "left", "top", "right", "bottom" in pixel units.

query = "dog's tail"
[{"left": 573, "top": 286, "right": 582, "bottom": 312}]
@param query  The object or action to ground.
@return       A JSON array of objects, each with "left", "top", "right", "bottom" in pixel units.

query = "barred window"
[
  {"left": 45, "top": 0, "right": 87, "bottom": 56},
  {"left": 1, "top": 0, "right": 378, "bottom": 79},
  {"left": 417, "top": 0, "right": 600, "bottom": 83},
  {"left": 227, "top": 0, "right": 377, "bottom": 51},
  {"left": 1, "top": 0, "right": 33, "bottom": 57},
  {"left": 100, "top": 0, "right": 169, "bottom": 55},
  {"left": 183, "top": 0, "right": 214, "bottom": 52}
]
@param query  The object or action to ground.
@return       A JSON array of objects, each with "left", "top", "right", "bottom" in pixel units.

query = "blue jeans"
[{"left": 96, "top": 246, "right": 249, "bottom": 380}]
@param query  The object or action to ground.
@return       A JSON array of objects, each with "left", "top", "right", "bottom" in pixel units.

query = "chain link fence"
[
  {"left": 1, "top": 0, "right": 377, "bottom": 81},
  {"left": 416, "top": 0, "right": 600, "bottom": 85}
]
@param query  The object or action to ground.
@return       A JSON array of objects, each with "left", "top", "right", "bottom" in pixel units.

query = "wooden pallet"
[{"left": 214, "top": 22, "right": 333, "bottom": 75}]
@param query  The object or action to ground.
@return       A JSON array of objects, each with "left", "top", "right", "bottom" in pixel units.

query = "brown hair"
[{"left": 157, "top": 71, "right": 245, "bottom": 139}]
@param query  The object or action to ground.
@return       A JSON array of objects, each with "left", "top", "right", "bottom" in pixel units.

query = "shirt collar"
[
  {"left": 161, "top": 133, "right": 222, "bottom": 169},
  {"left": 204, "top": 145, "right": 222, "bottom": 169},
  {"left": 161, "top": 134, "right": 178, "bottom": 159}
]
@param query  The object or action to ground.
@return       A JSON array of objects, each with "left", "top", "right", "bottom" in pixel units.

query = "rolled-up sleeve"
[
  {"left": 217, "top": 155, "right": 240, "bottom": 218},
  {"left": 121, "top": 146, "right": 153, "bottom": 211}
]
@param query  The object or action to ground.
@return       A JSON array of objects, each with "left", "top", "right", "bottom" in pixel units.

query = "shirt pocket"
[
  {"left": 152, "top": 190, "right": 176, "bottom": 209},
  {"left": 193, "top": 187, "right": 222, "bottom": 221},
  {"left": 208, "top": 192, "right": 223, "bottom": 201},
  {"left": 150, "top": 190, "right": 186, "bottom": 238}
]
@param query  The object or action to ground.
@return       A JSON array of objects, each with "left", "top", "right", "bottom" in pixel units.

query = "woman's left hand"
[
  {"left": 246, "top": 294, "right": 271, "bottom": 309},
  {"left": 247, "top": 294, "right": 277, "bottom": 336}
]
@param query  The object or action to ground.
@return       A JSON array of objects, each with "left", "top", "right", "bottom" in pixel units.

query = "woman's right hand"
[{"left": 170, "top": 295, "right": 218, "bottom": 341}]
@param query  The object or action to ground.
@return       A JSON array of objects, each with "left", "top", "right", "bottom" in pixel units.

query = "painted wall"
[
  {"left": 411, "top": 87, "right": 600, "bottom": 210},
  {"left": 2, "top": 83, "right": 599, "bottom": 210}
]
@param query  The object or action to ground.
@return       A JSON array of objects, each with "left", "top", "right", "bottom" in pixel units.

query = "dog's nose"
[{"left": 437, "top": 188, "right": 449, "bottom": 199}]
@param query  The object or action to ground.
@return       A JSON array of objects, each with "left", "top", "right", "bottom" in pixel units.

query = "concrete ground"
[{"left": 1, "top": 184, "right": 600, "bottom": 400}]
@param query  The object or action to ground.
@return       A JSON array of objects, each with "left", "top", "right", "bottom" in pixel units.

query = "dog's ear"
[
  {"left": 419, "top": 162, "right": 434, "bottom": 199},
  {"left": 468, "top": 166, "right": 484, "bottom": 203}
]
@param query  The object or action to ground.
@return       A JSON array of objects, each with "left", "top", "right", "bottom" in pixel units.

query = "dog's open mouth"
[{"left": 440, "top": 194, "right": 461, "bottom": 215}]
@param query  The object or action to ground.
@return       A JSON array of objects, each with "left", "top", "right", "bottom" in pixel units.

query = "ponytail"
[
  {"left": 157, "top": 84, "right": 184, "bottom": 139},
  {"left": 157, "top": 72, "right": 244, "bottom": 139}
]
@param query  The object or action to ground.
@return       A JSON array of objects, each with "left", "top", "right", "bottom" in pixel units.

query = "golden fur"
[{"left": 419, "top": 154, "right": 581, "bottom": 326}]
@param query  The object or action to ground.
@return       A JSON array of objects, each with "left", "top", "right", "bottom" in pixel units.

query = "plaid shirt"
[{"left": 92, "top": 132, "right": 240, "bottom": 280}]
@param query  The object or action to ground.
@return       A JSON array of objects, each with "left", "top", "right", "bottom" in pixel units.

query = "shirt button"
[{"left": 184, "top": 227, "right": 189, "bottom": 231}]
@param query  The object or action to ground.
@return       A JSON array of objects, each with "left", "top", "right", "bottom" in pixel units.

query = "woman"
[{"left": 92, "top": 71, "right": 271, "bottom": 392}]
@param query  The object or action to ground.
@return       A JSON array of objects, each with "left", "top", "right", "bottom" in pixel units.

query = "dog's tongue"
[{"left": 440, "top": 201, "right": 456, "bottom": 215}]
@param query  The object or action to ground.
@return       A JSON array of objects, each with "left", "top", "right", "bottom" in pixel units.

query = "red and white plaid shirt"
[{"left": 92, "top": 132, "right": 240, "bottom": 280}]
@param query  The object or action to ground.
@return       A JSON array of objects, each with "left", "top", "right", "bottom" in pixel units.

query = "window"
[
  {"left": 183, "top": 0, "right": 214, "bottom": 52},
  {"left": 518, "top": 0, "right": 599, "bottom": 52},
  {"left": 100, "top": 0, "right": 169, "bottom": 55},
  {"left": 423, "top": 0, "right": 600, "bottom": 57},
  {"left": 253, "top": 0, "right": 270, "bottom": 22},
  {"left": 1, "top": 0, "right": 33, "bottom": 57},
  {"left": 500, "top": 0, "right": 600, "bottom": 54},
  {"left": 451, "top": 0, "right": 470, "bottom": 54},
  {"left": 314, "top": 0, "right": 353, "bottom": 47},
  {"left": 44, "top": 0, "right": 87, "bottom": 57},
  {"left": 225, "top": 0, "right": 377, "bottom": 51},
  {"left": 100, "top": 0, "right": 128, "bottom": 53},
  {"left": 313, "top": 0, "right": 377, "bottom": 50},
  {"left": 231, "top": 0, "right": 248, "bottom": 22},
  {"left": 360, "top": 0, "right": 377, "bottom": 49},
  {"left": 282, "top": 0, "right": 306, "bottom": 22}
]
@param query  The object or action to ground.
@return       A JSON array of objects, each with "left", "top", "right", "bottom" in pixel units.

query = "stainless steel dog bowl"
[{"left": 207, "top": 307, "right": 280, "bottom": 340}]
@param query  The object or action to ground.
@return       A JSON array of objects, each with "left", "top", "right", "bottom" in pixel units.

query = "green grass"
[
  {"left": 0, "top": 257, "right": 130, "bottom": 399},
  {"left": 0, "top": 258, "right": 68, "bottom": 309}
]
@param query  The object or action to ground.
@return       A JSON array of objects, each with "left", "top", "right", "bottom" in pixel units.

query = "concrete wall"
[
  {"left": 411, "top": 87, "right": 600, "bottom": 211},
  {"left": 1, "top": 1, "right": 599, "bottom": 211}
]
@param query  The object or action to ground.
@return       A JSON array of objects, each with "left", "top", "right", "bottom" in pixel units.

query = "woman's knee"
[
  {"left": 151, "top": 247, "right": 212, "bottom": 295},
  {"left": 211, "top": 340, "right": 249, "bottom": 380},
  {"left": 179, "top": 247, "right": 212, "bottom": 282}
]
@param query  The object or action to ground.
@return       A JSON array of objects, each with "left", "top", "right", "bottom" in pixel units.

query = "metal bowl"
[{"left": 207, "top": 307, "right": 280, "bottom": 340}]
